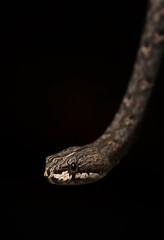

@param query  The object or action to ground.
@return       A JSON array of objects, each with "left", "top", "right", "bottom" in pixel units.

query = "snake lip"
[
  {"left": 51, "top": 178, "right": 71, "bottom": 185},
  {"left": 45, "top": 170, "right": 106, "bottom": 185}
]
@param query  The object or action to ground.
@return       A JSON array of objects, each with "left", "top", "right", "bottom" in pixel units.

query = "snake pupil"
[{"left": 71, "top": 163, "right": 77, "bottom": 171}]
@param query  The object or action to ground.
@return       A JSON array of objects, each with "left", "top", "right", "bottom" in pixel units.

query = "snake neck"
[{"left": 93, "top": 0, "right": 164, "bottom": 164}]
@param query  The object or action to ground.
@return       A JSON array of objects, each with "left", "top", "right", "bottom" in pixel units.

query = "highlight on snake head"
[{"left": 44, "top": 145, "right": 110, "bottom": 185}]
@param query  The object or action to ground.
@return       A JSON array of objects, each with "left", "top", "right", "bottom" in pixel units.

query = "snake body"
[{"left": 44, "top": 0, "right": 164, "bottom": 185}]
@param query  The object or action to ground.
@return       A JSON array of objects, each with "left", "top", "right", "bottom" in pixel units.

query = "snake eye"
[{"left": 69, "top": 163, "right": 78, "bottom": 173}]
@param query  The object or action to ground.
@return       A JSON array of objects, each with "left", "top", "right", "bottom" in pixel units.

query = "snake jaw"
[
  {"left": 44, "top": 170, "right": 72, "bottom": 184},
  {"left": 44, "top": 167, "right": 107, "bottom": 185}
]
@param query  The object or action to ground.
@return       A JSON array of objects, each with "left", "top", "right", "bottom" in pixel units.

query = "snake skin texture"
[{"left": 44, "top": 0, "right": 164, "bottom": 185}]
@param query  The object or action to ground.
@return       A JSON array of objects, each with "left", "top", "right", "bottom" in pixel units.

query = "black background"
[{"left": 1, "top": 0, "right": 164, "bottom": 239}]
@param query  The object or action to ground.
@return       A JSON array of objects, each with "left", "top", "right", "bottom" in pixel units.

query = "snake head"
[{"left": 44, "top": 145, "right": 110, "bottom": 185}]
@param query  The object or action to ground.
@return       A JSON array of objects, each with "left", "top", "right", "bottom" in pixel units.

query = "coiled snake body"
[{"left": 44, "top": 0, "right": 164, "bottom": 185}]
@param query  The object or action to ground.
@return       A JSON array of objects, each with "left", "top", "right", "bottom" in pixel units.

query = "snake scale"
[{"left": 44, "top": 0, "right": 164, "bottom": 185}]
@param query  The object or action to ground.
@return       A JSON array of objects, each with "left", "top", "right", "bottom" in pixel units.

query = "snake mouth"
[{"left": 44, "top": 170, "right": 105, "bottom": 185}]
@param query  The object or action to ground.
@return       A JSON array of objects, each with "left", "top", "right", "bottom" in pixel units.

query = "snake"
[{"left": 44, "top": 0, "right": 164, "bottom": 185}]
